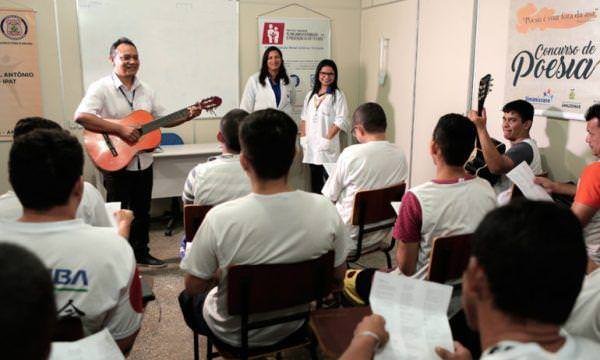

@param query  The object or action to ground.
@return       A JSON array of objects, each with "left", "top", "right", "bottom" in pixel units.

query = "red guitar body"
[
  {"left": 84, "top": 110, "right": 160, "bottom": 172},
  {"left": 83, "top": 96, "right": 222, "bottom": 172}
]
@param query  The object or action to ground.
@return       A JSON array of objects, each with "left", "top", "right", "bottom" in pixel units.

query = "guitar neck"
[{"left": 140, "top": 108, "right": 189, "bottom": 134}]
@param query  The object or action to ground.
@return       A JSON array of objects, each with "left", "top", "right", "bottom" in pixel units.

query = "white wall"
[
  {"left": 0, "top": 0, "right": 362, "bottom": 194},
  {"left": 360, "top": 0, "right": 591, "bottom": 186},
  {"left": 2, "top": 0, "right": 586, "bottom": 194}
]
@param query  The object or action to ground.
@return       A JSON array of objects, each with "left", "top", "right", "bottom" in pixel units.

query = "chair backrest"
[
  {"left": 227, "top": 251, "right": 335, "bottom": 315},
  {"left": 427, "top": 233, "right": 473, "bottom": 284},
  {"left": 161, "top": 132, "right": 184, "bottom": 145},
  {"left": 184, "top": 204, "right": 213, "bottom": 242},
  {"left": 350, "top": 182, "right": 406, "bottom": 226}
]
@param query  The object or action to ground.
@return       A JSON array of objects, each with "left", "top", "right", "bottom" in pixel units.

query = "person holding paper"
[
  {"left": 240, "top": 46, "right": 295, "bottom": 117},
  {"left": 467, "top": 99, "right": 543, "bottom": 196},
  {"left": 322, "top": 102, "right": 407, "bottom": 254},
  {"left": 344, "top": 201, "right": 600, "bottom": 360},
  {"left": 299, "top": 59, "right": 350, "bottom": 193},
  {"left": 0, "top": 130, "right": 143, "bottom": 354},
  {"left": 0, "top": 117, "right": 133, "bottom": 238},
  {"left": 536, "top": 104, "right": 600, "bottom": 265}
]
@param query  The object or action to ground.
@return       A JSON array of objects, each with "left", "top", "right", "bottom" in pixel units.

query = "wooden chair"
[
  {"left": 197, "top": 251, "right": 336, "bottom": 360},
  {"left": 348, "top": 183, "right": 406, "bottom": 268},
  {"left": 184, "top": 204, "right": 213, "bottom": 242},
  {"left": 427, "top": 234, "right": 473, "bottom": 284}
]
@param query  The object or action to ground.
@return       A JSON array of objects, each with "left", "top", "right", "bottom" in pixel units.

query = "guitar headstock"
[
  {"left": 197, "top": 96, "right": 222, "bottom": 114},
  {"left": 477, "top": 74, "right": 493, "bottom": 116}
]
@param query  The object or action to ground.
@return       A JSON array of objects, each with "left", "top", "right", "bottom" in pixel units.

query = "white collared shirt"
[{"left": 76, "top": 73, "right": 166, "bottom": 171}]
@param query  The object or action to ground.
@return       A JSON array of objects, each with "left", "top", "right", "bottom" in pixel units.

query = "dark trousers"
[
  {"left": 309, "top": 164, "right": 328, "bottom": 194},
  {"left": 103, "top": 165, "right": 153, "bottom": 258}
]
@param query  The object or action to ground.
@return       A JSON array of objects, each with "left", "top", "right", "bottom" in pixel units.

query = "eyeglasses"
[{"left": 319, "top": 71, "right": 335, "bottom": 77}]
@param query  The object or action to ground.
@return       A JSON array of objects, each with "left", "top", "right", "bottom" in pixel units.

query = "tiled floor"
[{"left": 129, "top": 222, "right": 394, "bottom": 359}]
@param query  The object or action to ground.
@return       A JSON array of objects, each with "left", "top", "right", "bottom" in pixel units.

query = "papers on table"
[
  {"left": 49, "top": 328, "right": 124, "bottom": 360},
  {"left": 370, "top": 272, "right": 453, "bottom": 360},
  {"left": 323, "top": 163, "right": 336, "bottom": 176},
  {"left": 104, "top": 202, "right": 121, "bottom": 230},
  {"left": 506, "top": 162, "right": 553, "bottom": 202}
]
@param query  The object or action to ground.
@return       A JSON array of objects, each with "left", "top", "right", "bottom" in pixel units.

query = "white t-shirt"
[
  {"left": 0, "top": 182, "right": 112, "bottom": 227},
  {"left": 322, "top": 141, "right": 408, "bottom": 252},
  {"left": 180, "top": 190, "right": 349, "bottom": 347},
  {"left": 0, "top": 219, "right": 142, "bottom": 340},
  {"left": 300, "top": 89, "right": 349, "bottom": 164},
  {"left": 565, "top": 268, "right": 600, "bottom": 343},
  {"left": 181, "top": 154, "right": 251, "bottom": 205},
  {"left": 398, "top": 177, "right": 497, "bottom": 278},
  {"left": 75, "top": 73, "right": 166, "bottom": 171},
  {"left": 480, "top": 332, "right": 600, "bottom": 359}
]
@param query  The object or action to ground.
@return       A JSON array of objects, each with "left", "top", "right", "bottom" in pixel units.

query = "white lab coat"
[
  {"left": 240, "top": 72, "right": 295, "bottom": 117},
  {"left": 300, "top": 89, "right": 349, "bottom": 165}
]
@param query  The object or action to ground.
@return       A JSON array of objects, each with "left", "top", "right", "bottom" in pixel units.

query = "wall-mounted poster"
[
  {"left": 258, "top": 17, "right": 331, "bottom": 122},
  {"left": 0, "top": 8, "right": 42, "bottom": 140},
  {"left": 505, "top": 1, "right": 600, "bottom": 120}
]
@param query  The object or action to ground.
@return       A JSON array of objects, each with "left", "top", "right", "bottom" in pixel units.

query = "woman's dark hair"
[
  {"left": 309, "top": 59, "right": 339, "bottom": 101},
  {"left": 258, "top": 46, "right": 289, "bottom": 86}
]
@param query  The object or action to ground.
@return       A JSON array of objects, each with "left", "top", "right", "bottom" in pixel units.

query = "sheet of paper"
[
  {"left": 323, "top": 163, "right": 336, "bottom": 176},
  {"left": 104, "top": 202, "right": 121, "bottom": 229},
  {"left": 506, "top": 162, "right": 553, "bottom": 202},
  {"left": 391, "top": 201, "right": 401, "bottom": 215},
  {"left": 370, "top": 272, "right": 454, "bottom": 360},
  {"left": 49, "top": 328, "right": 124, "bottom": 360}
]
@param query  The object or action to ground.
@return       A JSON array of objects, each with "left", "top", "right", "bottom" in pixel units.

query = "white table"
[{"left": 94, "top": 143, "right": 221, "bottom": 199}]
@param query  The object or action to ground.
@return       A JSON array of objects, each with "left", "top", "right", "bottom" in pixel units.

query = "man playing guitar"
[
  {"left": 467, "top": 99, "right": 543, "bottom": 199},
  {"left": 75, "top": 37, "right": 202, "bottom": 267}
]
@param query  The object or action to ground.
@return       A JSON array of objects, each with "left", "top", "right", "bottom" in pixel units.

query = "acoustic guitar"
[
  {"left": 465, "top": 74, "right": 506, "bottom": 186},
  {"left": 84, "top": 96, "right": 222, "bottom": 172}
]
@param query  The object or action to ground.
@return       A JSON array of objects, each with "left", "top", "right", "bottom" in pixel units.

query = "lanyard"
[{"left": 118, "top": 87, "right": 136, "bottom": 110}]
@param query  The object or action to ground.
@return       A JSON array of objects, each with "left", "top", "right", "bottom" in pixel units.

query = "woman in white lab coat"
[
  {"left": 240, "top": 46, "right": 295, "bottom": 116},
  {"left": 300, "top": 59, "right": 349, "bottom": 193}
]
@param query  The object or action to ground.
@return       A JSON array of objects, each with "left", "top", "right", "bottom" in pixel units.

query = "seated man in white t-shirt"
[
  {"left": 0, "top": 117, "right": 133, "bottom": 237},
  {"left": 394, "top": 113, "right": 497, "bottom": 278},
  {"left": 179, "top": 109, "right": 252, "bottom": 256},
  {"left": 341, "top": 201, "right": 600, "bottom": 360},
  {"left": 0, "top": 129, "right": 143, "bottom": 354},
  {"left": 467, "top": 99, "right": 543, "bottom": 197},
  {"left": 179, "top": 109, "right": 348, "bottom": 348},
  {"left": 343, "top": 114, "right": 496, "bottom": 305},
  {"left": 322, "top": 102, "right": 408, "bottom": 254},
  {"left": 182, "top": 109, "right": 251, "bottom": 205}
]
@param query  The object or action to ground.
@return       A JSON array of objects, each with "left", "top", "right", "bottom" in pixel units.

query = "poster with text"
[
  {"left": 505, "top": 1, "right": 600, "bottom": 120},
  {"left": 258, "top": 17, "right": 331, "bottom": 121},
  {"left": 0, "top": 9, "right": 42, "bottom": 140}
]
